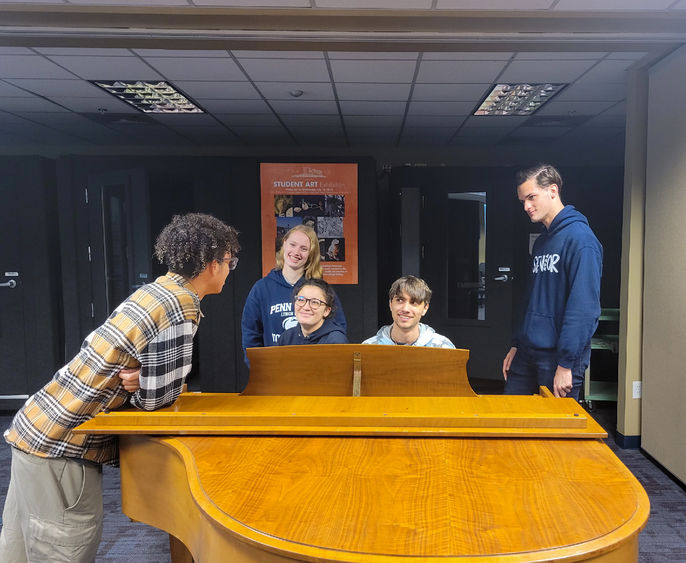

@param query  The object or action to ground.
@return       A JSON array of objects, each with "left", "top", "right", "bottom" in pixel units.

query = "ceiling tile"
[
  {"left": 407, "top": 101, "right": 476, "bottom": 115},
  {"left": 269, "top": 99, "right": 339, "bottom": 114},
  {"left": 339, "top": 101, "right": 407, "bottom": 115},
  {"left": 461, "top": 115, "right": 528, "bottom": 129},
  {"left": 606, "top": 52, "right": 651, "bottom": 60},
  {"left": 422, "top": 52, "right": 513, "bottom": 60},
  {"left": 1, "top": 98, "right": 71, "bottom": 112},
  {"left": 281, "top": 114, "right": 341, "bottom": 127},
  {"left": 174, "top": 81, "right": 260, "bottom": 99},
  {"left": 232, "top": 50, "right": 324, "bottom": 59},
  {"left": 575, "top": 59, "right": 635, "bottom": 83},
  {"left": 48, "top": 97, "right": 137, "bottom": 113},
  {"left": 412, "top": 83, "right": 490, "bottom": 101},
  {"left": 36, "top": 48, "right": 133, "bottom": 56},
  {"left": 194, "top": 98, "right": 272, "bottom": 113},
  {"left": 5, "top": 78, "right": 108, "bottom": 97},
  {"left": 133, "top": 49, "right": 230, "bottom": 57},
  {"left": 316, "top": 0, "right": 431, "bottom": 7},
  {"left": 216, "top": 114, "right": 282, "bottom": 127},
  {"left": 0, "top": 56, "right": 76, "bottom": 79},
  {"left": 553, "top": 0, "right": 673, "bottom": 9},
  {"left": 437, "top": 0, "right": 553, "bottom": 7},
  {"left": 328, "top": 52, "right": 418, "bottom": 60},
  {"left": 330, "top": 60, "right": 417, "bottom": 83},
  {"left": 237, "top": 58, "right": 330, "bottom": 82},
  {"left": 143, "top": 57, "right": 243, "bottom": 80},
  {"left": 555, "top": 82, "right": 626, "bottom": 101},
  {"left": 344, "top": 115, "right": 403, "bottom": 127},
  {"left": 255, "top": 82, "right": 334, "bottom": 100},
  {"left": 498, "top": 59, "right": 597, "bottom": 83},
  {"left": 195, "top": 0, "right": 309, "bottom": 6},
  {"left": 230, "top": 126, "right": 292, "bottom": 140},
  {"left": 0, "top": 81, "right": 36, "bottom": 97},
  {"left": 0, "top": 48, "right": 35, "bottom": 55},
  {"left": 336, "top": 83, "right": 411, "bottom": 101},
  {"left": 417, "top": 60, "right": 506, "bottom": 83},
  {"left": 404, "top": 115, "right": 466, "bottom": 128},
  {"left": 47, "top": 55, "right": 163, "bottom": 80},
  {"left": 513, "top": 52, "right": 607, "bottom": 60},
  {"left": 510, "top": 126, "right": 572, "bottom": 138},
  {"left": 535, "top": 100, "right": 617, "bottom": 116}
]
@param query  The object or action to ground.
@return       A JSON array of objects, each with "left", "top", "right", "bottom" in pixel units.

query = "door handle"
[
  {"left": 0, "top": 280, "right": 17, "bottom": 288},
  {"left": 493, "top": 274, "right": 509, "bottom": 282}
]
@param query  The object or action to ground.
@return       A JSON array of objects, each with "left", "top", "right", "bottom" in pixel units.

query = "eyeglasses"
[
  {"left": 294, "top": 296, "right": 329, "bottom": 310},
  {"left": 220, "top": 256, "right": 239, "bottom": 270}
]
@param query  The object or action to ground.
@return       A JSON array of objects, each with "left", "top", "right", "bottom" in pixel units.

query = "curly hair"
[
  {"left": 293, "top": 277, "right": 336, "bottom": 319},
  {"left": 275, "top": 224, "right": 323, "bottom": 279},
  {"left": 154, "top": 213, "right": 240, "bottom": 279}
]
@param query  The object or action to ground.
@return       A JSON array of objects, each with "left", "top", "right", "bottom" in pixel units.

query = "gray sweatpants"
[{"left": 0, "top": 448, "right": 103, "bottom": 563}]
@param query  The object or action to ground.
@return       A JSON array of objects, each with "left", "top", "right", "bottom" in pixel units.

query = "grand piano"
[{"left": 76, "top": 345, "right": 650, "bottom": 562}]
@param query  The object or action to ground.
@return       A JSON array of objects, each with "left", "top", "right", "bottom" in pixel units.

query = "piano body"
[{"left": 76, "top": 345, "right": 649, "bottom": 562}]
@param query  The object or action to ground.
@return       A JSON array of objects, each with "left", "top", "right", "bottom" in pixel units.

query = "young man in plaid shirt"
[{"left": 0, "top": 212, "right": 240, "bottom": 562}]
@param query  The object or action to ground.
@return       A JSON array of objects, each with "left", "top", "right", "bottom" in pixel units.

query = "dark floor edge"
[{"left": 615, "top": 431, "right": 640, "bottom": 449}]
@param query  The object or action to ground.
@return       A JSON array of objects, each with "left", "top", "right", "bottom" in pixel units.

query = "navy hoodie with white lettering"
[
  {"left": 241, "top": 268, "right": 347, "bottom": 364},
  {"left": 513, "top": 205, "right": 603, "bottom": 368}
]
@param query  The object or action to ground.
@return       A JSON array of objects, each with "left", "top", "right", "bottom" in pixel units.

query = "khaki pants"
[{"left": 0, "top": 448, "right": 103, "bottom": 563}]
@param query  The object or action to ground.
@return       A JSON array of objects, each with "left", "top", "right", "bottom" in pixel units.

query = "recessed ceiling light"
[
  {"left": 474, "top": 83, "right": 566, "bottom": 116},
  {"left": 91, "top": 80, "right": 204, "bottom": 114}
]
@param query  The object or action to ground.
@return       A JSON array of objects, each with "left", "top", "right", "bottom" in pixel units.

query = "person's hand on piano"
[
  {"left": 118, "top": 367, "right": 141, "bottom": 393},
  {"left": 502, "top": 347, "right": 517, "bottom": 380},
  {"left": 553, "top": 365, "right": 573, "bottom": 397}
]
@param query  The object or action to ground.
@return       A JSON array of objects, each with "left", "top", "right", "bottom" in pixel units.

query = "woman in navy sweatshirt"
[
  {"left": 241, "top": 225, "right": 347, "bottom": 363},
  {"left": 279, "top": 278, "right": 348, "bottom": 345}
]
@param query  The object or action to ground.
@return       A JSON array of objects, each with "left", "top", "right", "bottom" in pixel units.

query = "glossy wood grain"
[
  {"left": 76, "top": 393, "right": 607, "bottom": 438},
  {"left": 244, "top": 344, "right": 474, "bottom": 397},
  {"left": 120, "top": 434, "right": 649, "bottom": 562}
]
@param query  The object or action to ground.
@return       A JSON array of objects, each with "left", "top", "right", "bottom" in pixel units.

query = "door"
[
  {"left": 0, "top": 195, "right": 27, "bottom": 400},
  {"left": 87, "top": 169, "right": 152, "bottom": 322},
  {"left": 420, "top": 168, "right": 514, "bottom": 383}
]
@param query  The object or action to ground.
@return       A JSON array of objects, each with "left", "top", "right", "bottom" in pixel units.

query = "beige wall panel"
[{"left": 643, "top": 45, "right": 686, "bottom": 485}]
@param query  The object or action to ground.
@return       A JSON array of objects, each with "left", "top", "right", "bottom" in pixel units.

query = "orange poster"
[{"left": 260, "top": 163, "right": 358, "bottom": 284}]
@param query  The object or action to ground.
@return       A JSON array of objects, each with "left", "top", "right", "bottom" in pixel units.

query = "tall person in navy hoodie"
[
  {"left": 241, "top": 225, "right": 347, "bottom": 364},
  {"left": 502, "top": 164, "right": 602, "bottom": 400},
  {"left": 279, "top": 278, "right": 348, "bottom": 345}
]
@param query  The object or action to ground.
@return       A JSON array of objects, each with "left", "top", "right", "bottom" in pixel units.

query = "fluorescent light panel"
[
  {"left": 92, "top": 80, "right": 204, "bottom": 114},
  {"left": 475, "top": 83, "right": 566, "bottom": 116}
]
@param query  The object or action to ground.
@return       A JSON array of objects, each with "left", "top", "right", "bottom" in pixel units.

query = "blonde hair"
[{"left": 275, "top": 225, "right": 323, "bottom": 279}]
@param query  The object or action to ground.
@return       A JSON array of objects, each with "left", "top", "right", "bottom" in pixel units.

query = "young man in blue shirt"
[{"left": 502, "top": 164, "right": 602, "bottom": 399}]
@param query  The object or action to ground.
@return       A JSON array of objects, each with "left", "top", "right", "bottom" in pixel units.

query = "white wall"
[{"left": 642, "top": 44, "right": 686, "bottom": 484}]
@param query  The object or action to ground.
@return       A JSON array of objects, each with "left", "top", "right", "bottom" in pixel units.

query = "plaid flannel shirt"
[{"left": 4, "top": 273, "right": 201, "bottom": 465}]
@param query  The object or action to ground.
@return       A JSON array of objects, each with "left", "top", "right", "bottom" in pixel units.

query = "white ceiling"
[{"left": 0, "top": 0, "right": 685, "bottom": 153}]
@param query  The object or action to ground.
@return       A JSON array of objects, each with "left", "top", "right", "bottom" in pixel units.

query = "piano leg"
[{"left": 169, "top": 534, "right": 193, "bottom": 563}]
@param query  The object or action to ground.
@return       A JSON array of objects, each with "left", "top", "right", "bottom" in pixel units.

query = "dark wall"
[
  {"left": 0, "top": 157, "right": 62, "bottom": 404},
  {"left": 55, "top": 155, "right": 378, "bottom": 393}
]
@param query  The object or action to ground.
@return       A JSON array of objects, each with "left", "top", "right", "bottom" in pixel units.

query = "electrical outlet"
[{"left": 632, "top": 381, "right": 642, "bottom": 399}]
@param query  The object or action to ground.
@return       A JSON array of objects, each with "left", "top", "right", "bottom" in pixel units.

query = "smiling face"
[
  {"left": 389, "top": 290, "right": 428, "bottom": 333},
  {"left": 282, "top": 230, "right": 311, "bottom": 273},
  {"left": 517, "top": 178, "right": 562, "bottom": 229},
  {"left": 294, "top": 284, "right": 331, "bottom": 336}
]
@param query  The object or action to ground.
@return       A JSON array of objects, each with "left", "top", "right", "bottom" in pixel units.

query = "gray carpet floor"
[{"left": 0, "top": 407, "right": 684, "bottom": 562}]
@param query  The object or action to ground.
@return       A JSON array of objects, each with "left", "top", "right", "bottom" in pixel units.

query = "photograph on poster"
[
  {"left": 317, "top": 217, "right": 343, "bottom": 238},
  {"left": 321, "top": 238, "right": 345, "bottom": 261}
]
